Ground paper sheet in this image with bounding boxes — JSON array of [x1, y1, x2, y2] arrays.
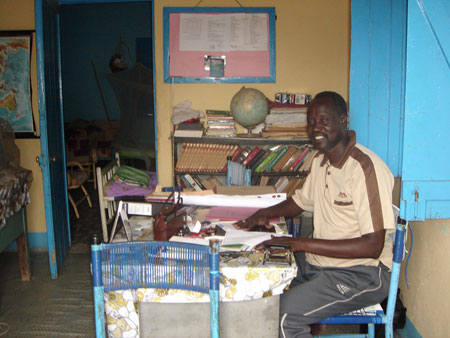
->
[[205, 206, 281, 223], [179, 13, 268, 52], [176, 193, 286, 208], [221, 229, 290, 251]]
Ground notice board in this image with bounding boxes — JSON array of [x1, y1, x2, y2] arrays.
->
[[163, 7, 276, 83]]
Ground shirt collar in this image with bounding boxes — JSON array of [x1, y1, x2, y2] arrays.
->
[[320, 130, 357, 169]]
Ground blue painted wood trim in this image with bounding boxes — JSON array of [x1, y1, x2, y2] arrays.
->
[[35, 0, 58, 279], [56, 13, 72, 248], [150, 1, 158, 185], [349, 0, 407, 177], [401, 181, 450, 221], [163, 7, 276, 83]]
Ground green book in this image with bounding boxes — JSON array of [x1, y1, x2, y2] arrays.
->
[[265, 146, 289, 172], [206, 109, 230, 116], [255, 151, 276, 173]]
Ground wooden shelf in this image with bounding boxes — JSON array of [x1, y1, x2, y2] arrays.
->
[[173, 136, 309, 146]]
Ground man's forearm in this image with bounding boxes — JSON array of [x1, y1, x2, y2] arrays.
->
[[254, 197, 304, 219], [292, 230, 386, 259]]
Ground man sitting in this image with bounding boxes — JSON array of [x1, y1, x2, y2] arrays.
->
[[235, 91, 395, 338]]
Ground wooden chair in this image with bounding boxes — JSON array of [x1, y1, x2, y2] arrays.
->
[[67, 161, 92, 219]]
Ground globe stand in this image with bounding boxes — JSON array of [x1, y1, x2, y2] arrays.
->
[[237, 125, 261, 138]]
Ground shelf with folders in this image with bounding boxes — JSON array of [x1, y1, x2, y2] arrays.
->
[[172, 136, 315, 195]]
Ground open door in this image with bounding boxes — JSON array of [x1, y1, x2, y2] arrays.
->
[[401, 0, 450, 220], [35, 0, 71, 279]]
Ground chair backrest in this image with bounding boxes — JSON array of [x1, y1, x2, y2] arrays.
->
[[384, 217, 408, 323], [227, 157, 251, 186], [91, 239, 220, 338]]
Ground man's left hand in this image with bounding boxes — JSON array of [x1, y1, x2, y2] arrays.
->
[[255, 236, 302, 253]]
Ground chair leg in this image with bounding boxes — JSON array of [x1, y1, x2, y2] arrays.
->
[[385, 321, 394, 338], [68, 193, 80, 219], [81, 184, 93, 207], [368, 323, 375, 338]]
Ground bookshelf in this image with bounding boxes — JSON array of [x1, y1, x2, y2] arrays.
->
[[172, 136, 314, 195]]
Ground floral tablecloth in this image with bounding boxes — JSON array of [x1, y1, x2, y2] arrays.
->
[[105, 214, 296, 338], [0, 167, 32, 229], [104, 251, 297, 338]]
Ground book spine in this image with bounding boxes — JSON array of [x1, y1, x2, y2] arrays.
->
[[248, 149, 266, 170], [299, 149, 318, 172], [289, 147, 310, 171], [242, 146, 261, 166], [265, 146, 289, 172], [236, 148, 250, 164], [255, 151, 276, 173], [293, 150, 309, 172], [180, 175, 193, 189], [272, 146, 297, 172], [184, 174, 203, 191]]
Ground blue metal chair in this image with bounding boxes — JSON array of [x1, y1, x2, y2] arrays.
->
[[91, 237, 220, 338], [314, 217, 408, 338], [226, 156, 251, 186]]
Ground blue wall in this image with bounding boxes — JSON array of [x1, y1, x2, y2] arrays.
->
[[59, 2, 152, 122]]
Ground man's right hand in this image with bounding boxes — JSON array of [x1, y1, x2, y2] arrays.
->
[[234, 214, 272, 231]]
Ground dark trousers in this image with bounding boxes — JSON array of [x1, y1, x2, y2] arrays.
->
[[279, 253, 391, 338]]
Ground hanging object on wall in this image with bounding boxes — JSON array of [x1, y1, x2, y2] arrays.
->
[[109, 37, 130, 73]]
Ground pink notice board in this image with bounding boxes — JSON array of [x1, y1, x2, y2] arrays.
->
[[163, 7, 276, 83]]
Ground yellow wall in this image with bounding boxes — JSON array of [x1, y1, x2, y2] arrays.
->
[[0, 0, 45, 233], [4, 2, 449, 336], [154, 0, 350, 186], [399, 219, 450, 337]]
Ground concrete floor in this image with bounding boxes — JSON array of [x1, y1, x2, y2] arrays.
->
[[0, 251, 94, 338]]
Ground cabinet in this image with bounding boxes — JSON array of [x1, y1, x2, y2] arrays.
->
[[172, 136, 313, 195]]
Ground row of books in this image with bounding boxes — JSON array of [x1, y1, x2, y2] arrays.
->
[[177, 173, 306, 197], [205, 110, 237, 137], [175, 142, 318, 173]]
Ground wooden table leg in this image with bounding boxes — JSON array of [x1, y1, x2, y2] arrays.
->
[[17, 232, 30, 281]]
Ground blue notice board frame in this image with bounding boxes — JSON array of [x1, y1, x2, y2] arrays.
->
[[163, 7, 276, 83]]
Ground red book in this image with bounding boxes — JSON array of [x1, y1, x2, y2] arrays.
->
[[242, 146, 261, 166], [231, 146, 244, 162], [289, 147, 310, 171]]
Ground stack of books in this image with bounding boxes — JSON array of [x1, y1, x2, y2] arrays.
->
[[173, 122, 204, 138], [262, 101, 309, 139], [204, 110, 237, 137]]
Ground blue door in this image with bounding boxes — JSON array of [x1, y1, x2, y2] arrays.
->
[[401, 0, 450, 220], [35, 0, 71, 279]]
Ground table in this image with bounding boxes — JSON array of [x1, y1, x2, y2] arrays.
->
[[105, 210, 297, 338]]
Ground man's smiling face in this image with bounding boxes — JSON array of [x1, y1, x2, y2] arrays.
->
[[307, 96, 347, 153]]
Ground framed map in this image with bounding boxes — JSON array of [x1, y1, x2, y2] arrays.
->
[[0, 31, 35, 134]]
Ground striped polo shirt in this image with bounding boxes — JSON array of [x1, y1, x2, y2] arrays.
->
[[293, 131, 395, 269]]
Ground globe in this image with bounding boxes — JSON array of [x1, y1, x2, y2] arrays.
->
[[230, 87, 269, 132]]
